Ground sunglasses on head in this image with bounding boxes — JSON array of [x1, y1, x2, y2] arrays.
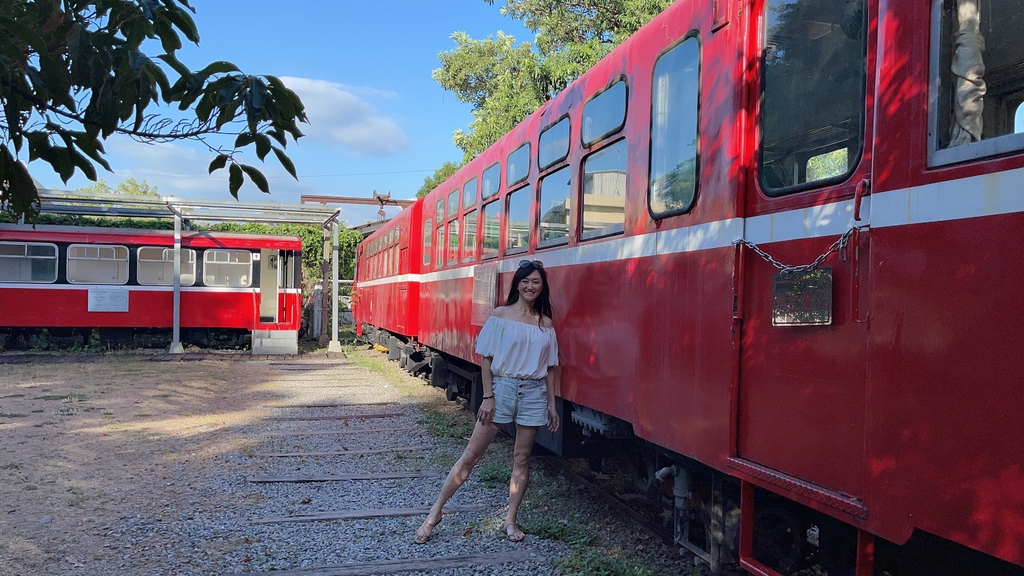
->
[[518, 259, 543, 269]]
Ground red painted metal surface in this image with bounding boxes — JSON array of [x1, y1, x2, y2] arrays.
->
[[353, 0, 1024, 568]]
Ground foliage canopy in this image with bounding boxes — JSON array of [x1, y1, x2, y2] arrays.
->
[[0, 0, 307, 223], [433, 0, 671, 161]]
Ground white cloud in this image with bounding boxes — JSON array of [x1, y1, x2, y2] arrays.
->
[[280, 76, 407, 157]]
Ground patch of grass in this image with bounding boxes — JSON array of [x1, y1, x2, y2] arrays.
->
[[556, 546, 657, 576], [477, 461, 512, 488], [0, 412, 27, 418], [33, 394, 88, 403], [57, 407, 77, 416], [24, 485, 38, 491], [1, 393, 25, 398], [154, 393, 179, 398], [417, 405, 474, 439], [428, 451, 458, 468], [0, 463, 21, 470], [104, 422, 132, 430], [31, 409, 43, 413], [519, 513, 592, 545]]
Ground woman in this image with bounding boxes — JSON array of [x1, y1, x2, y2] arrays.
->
[[415, 260, 560, 544]]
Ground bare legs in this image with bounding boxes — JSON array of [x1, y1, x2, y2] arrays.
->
[[415, 421, 541, 543], [503, 424, 539, 541], [415, 419, 499, 543]]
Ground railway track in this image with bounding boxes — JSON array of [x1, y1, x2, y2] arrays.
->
[[233, 349, 697, 575]]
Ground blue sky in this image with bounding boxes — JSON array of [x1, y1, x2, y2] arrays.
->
[[35, 1, 532, 226]]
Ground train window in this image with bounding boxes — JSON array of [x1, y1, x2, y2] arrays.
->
[[447, 220, 460, 265], [463, 177, 478, 211], [582, 139, 628, 239], [202, 249, 252, 287], [929, 0, 1024, 165], [539, 117, 571, 170], [424, 218, 432, 266], [482, 163, 501, 200], [759, 0, 866, 194], [0, 242, 58, 283], [137, 247, 196, 286], [506, 185, 532, 254], [435, 198, 445, 223], [436, 224, 445, 268], [507, 143, 531, 186], [481, 199, 501, 258], [447, 190, 460, 218], [583, 80, 627, 146], [650, 37, 700, 216], [538, 167, 571, 247], [463, 210, 478, 263], [67, 244, 129, 285], [391, 245, 398, 275]]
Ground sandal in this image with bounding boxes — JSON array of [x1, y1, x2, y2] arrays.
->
[[414, 516, 442, 544], [503, 522, 525, 543]]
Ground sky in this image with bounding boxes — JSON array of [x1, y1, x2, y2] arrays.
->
[[34, 1, 533, 226]]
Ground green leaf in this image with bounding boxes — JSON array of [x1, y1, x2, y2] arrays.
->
[[197, 61, 240, 76], [239, 164, 270, 193], [272, 146, 297, 179], [254, 134, 271, 161], [234, 132, 256, 148], [208, 154, 228, 174], [228, 163, 243, 199]]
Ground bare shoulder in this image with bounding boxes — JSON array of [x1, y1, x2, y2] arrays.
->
[[540, 315, 554, 328], [491, 306, 511, 320]]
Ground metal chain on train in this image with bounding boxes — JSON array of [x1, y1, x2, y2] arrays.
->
[[732, 226, 858, 274]]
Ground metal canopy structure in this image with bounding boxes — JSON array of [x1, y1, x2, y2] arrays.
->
[[25, 188, 349, 354]]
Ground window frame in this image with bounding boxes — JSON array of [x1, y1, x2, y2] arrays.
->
[[66, 243, 129, 285], [505, 184, 533, 256], [927, 0, 1024, 166], [462, 209, 478, 263], [202, 249, 253, 288], [537, 165, 573, 249], [0, 241, 58, 283], [581, 137, 628, 241], [463, 177, 479, 211], [447, 218, 460, 266], [539, 115, 572, 170], [507, 143, 532, 187], [480, 199, 501, 259], [423, 218, 433, 266], [136, 246, 197, 286], [482, 162, 501, 200], [582, 77, 629, 147], [648, 33, 703, 219]]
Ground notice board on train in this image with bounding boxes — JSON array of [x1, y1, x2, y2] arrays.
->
[[471, 263, 498, 326], [87, 287, 129, 312]]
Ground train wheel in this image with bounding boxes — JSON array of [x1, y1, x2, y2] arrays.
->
[[753, 506, 807, 574]]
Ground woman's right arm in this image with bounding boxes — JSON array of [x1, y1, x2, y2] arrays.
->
[[477, 356, 496, 424]]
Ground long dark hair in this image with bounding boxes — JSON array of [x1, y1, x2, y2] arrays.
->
[[505, 262, 553, 327]]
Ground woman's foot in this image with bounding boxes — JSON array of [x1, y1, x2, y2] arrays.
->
[[503, 522, 525, 542], [414, 516, 442, 544]]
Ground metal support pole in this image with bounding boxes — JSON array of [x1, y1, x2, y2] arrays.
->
[[169, 212, 184, 354], [328, 220, 342, 352]]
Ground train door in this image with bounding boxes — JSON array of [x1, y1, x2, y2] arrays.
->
[[259, 248, 280, 323], [735, 0, 875, 502]]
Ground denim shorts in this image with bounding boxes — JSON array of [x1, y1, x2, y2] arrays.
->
[[491, 376, 548, 427]]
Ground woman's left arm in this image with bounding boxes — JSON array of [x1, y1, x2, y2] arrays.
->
[[546, 366, 560, 432]]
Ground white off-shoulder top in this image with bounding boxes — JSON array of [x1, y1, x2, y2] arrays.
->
[[474, 316, 559, 380]]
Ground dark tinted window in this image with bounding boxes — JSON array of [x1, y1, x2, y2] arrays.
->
[[760, 0, 866, 193], [507, 143, 531, 186], [539, 118, 570, 169], [583, 81, 627, 146], [538, 167, 571, 245], [482, 163, 501, 199], [650, 38, 700, 216], [582, 139, 627, 238]]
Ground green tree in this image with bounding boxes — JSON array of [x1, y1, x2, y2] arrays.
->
[[76, 177, 159, 196], [416, 160, 462, 198], [433, 0, 671, 161], [0, 0, 307, 223]]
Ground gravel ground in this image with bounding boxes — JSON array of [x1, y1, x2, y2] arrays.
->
[[0, 348, 701, 575]]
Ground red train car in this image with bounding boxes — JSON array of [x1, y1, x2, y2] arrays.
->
[[355, 0, 1024, 574], [0, 224, 302, 354]]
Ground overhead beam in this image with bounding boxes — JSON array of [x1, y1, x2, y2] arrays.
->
[[301, 194, 414, 208]]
